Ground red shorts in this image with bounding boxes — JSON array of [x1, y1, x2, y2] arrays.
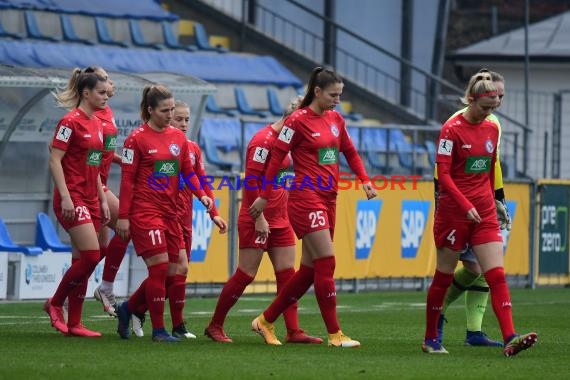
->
[[130, 215, 183, 262], [433, 206, 502, 251], [238, 222, 295, 250], [54, 197, 101, 233], [287, 197, 336, 240]]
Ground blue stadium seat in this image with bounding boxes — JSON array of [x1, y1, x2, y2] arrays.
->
[[267, 88, 285, 116], [0, 18, 22, 39], [234, 87, 270, 118], [340, 126, 362, 169], [395, 140, 428, 175], [335, 103, 363, 122], [161, 21, 196, 51], [242, 122, 267, 155], [129, 19, 164, 50], [199, 118, 242, 170], [60, 14, 95, 45], [0, 217, 42, 255], [205, 96, 239, 117], [35, 213, 71, 252], [361, 128, 389, 172], [425, 140, 436, 167], [95, 17, 128, 47], [193, 22, 228, 53], [24, 10, 60, 42]]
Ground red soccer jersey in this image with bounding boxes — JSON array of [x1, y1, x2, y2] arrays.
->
[[260, 107, 368, 201], [94, 105, 118, 186], [435, 113, 499, 215], [51, 108, 104, 202], [119, 124, 204, 220], [177, 140, 219, 228], [239, 124, 291, 228]]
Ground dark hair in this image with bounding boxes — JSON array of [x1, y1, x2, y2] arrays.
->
[[300, 67, 343, 108], [53, 66, 105, 109], [477, 68, 504, 83], [140, 85, 173, 122]]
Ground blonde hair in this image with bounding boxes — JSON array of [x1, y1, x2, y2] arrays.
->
[[460, 72, 497, 105], [283, 95, 303, 118], [53, 66, 103, 109], [140, 85, 173, 122], [174, 100, 190, 111]]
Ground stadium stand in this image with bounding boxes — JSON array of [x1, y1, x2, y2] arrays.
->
[[23, 10, 60, 42], [35, 213, 71, 252], [192, 21, 228, 53], [0, 217, 42, 255], [199, 117, 242, 171], [95, 17, 128, 47], [128, 19, 164, 50], [60, 14, 95, 45], [234, 86, 270, 118], [0, 17, 22, 39], [161, 21, 196, 51]]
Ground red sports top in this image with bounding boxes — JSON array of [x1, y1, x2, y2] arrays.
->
[[239, 124, 291, 228], [51, 107, 104, 202], [119, 124, 205, 220], [260, 107, 368, 202], [94, 105, 118, 186], [435, 113, 499, 216], [177, 140, 219, 228]]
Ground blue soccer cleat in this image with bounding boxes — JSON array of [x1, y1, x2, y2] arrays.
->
[[465, 330, 503, 347], [152, 328, 180, 343], [116, 302, 131, 339], [422, 338, 449, 354]]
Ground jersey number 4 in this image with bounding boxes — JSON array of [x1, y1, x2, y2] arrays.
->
[[446, 229, 456, 245]]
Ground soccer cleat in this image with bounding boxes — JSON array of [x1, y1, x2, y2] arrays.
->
[[94, 286, 117, 317], [286, 329, 324, 344], [465, 330, 503, 347], [251, 314, 282, 345], [328, 330, 360, 348], [67, 324, 102, 337], [116, 302, 131, 339], [204, 323, 233, 343], [43, 298, 68, 334], [503, 332, 538, 357], [152, 328, 180, 343], [422, 338, 449, 354], [131, 312, 145, 337], [437, 314, 447, 343], [172, 323, 197, 339]]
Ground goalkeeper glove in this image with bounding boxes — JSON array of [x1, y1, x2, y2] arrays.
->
[[495, 199, 512, 231]]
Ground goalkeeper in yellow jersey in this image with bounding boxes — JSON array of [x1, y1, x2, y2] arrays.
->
[[434, 69, 511, 347]]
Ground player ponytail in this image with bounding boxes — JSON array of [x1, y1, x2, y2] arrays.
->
[[53, 66, 103, 109], [140, 85, 173, 122], [300, 67, 343, 108], [461, 71, 497, 105]]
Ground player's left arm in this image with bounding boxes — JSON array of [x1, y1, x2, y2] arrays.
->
[[491, 117, 511, 230]]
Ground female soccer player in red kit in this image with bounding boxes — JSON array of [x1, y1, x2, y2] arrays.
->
[[115, 85, 212, 342], [205, 97, 322, 344], [249, 67, 376, 347], [423, 72, 537, 356], [44, 69, 110, 337]]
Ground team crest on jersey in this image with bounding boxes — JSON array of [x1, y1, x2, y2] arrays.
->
[[189, 152, 196, 166], [169, 143, 181, 156], [485, 139, 494, 153], [330, 124, 339, 137]]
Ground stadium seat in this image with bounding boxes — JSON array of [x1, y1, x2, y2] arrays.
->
[[267, 88, 285, 116], [0, 18, 23, 39], [340, 126, 362, 170], [129, 19, 164, 50], [24, 10, 60, 42], [425, 140, 437, 167], [234, 87, 270, 118], [0, 217, 42, 255], [335, 103, 363, 122], [95, 17, 128, 47], [361, 128, 389, 172], [242, 122, 267, 155], [35, 213, 71, 252], [193, 22, 228, 53], [199, 118, 242, 171], [60, 14, 95, 45], [395, 141, 428, 175], [161, 21, 196, 51], [205, 96, 239, 117]]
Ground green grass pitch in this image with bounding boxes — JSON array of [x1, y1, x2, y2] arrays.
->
[[0, 288, 567, 379]]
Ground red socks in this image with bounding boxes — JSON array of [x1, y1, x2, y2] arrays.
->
[[102, 234, 129, 283], [484, 267, 515, 341], [425, 270, 454, 340], [144, 262, 168, 330], [313, 256, 340, 334], [168, 274, 188, 328], [211, 268, 253, 326], [275, 268, 299, 333], [52, 250, 100, 306], [263, 264, 314, 323]]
